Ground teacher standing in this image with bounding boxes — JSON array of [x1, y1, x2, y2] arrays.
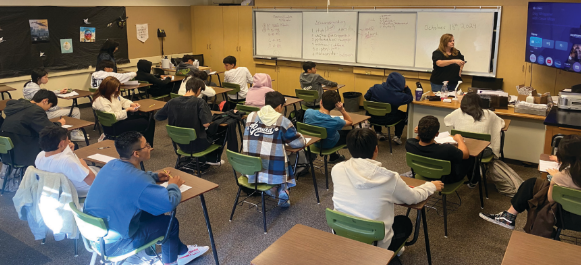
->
[[430, 33, 465, 92], [96, 39, 120, 73]]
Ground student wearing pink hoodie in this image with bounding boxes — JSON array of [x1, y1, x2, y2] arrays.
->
[[245, 73, 274, 108]]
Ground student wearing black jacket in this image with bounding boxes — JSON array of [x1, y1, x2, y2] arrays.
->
[[96, 39, 120, 73], [135, 60, 173, 97]]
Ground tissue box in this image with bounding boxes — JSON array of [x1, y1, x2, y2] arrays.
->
[[514, 102, 548, 116]]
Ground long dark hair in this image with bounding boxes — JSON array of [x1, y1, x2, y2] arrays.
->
[[557, 135, 581, 188], [460, 92, 484, 122], [25, 68, 48, 86], [100, 39, 119, 55]]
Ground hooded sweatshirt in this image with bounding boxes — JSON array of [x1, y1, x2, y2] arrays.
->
[[332, 158, 436, 248], [177, 76, 216, 98], [364, 72, 413, 108], [246, 73, 274, 108], [23, 81, 59, 112], [135, 60, 172, 88], [299, 72, 338, 106], [91, 71, 136, 89]]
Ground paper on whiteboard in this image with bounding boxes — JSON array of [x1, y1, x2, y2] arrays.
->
[[160, 182, 192, 193], [87, 153, 116, 163], [539, 160, 559, 173]]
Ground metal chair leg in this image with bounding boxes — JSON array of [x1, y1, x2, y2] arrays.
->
[[229, 187, 242, 221], [74, 238, 78, 257], [196, 157, 201, 178], [405, 208, 412, 217], [387, 126, 393, 154], [306, 148, 320, 204], [174, 156, 180, 169], [261, 192, 267, 234], [1, 165, 12, 195], [443, 194, 448, 238], [421, 208, 432, 265], [482, 163, 489, 199], [324, 155, 329, 190]]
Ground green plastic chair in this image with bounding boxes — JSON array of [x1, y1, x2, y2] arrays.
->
[[406, 152, 462, 238], [295, 89, 319, 110], [552, 185, 581, 240], [94, 110, 120, 140], [170, 93, 181, 99], [451, 129, 493, 202], [297, 122, 346, 190], [165, 125, 221, 178], [0, 137, 26, 195], [87, 88, 102, 134], [69, 202, 171, 265], [236, 104, 260, 113], [223, 82, 245, 106], [226, 150, 276, 233], [363, 101, 405, 154]]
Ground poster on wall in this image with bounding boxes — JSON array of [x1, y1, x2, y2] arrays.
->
[[29, 19, 49, 43], [136, 23, 148, 43], [60, 39, 73, 53], [80, 27, 95, 42]]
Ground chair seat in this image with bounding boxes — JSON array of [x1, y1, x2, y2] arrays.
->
[[301, 104, 319, 111], [309, 144, 347, 156], [369, 119, 403, 128], [176, 144, 221, 157], [104, 236, 164, 262], [416, 175, 466, 195], [237, 176, 276, 191], [480, 155, 494, 164]]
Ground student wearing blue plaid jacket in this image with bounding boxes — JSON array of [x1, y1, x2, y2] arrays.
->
[[242, 91, 306, 207]]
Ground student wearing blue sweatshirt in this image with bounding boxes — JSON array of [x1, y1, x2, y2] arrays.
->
[[364, 72, 413, 144], [84, 132, 208, 265]]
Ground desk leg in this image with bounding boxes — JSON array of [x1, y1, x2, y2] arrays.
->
[[500, 131, 505, 161], [216, 74, 222, 87], [306, 146, 320, 204], [421, 208, 432, 265], [200, 194, 219, 265], [1, 92, 4, 100], [474, 153, 484, 209], [80, 128, 90, 146], [69, 99, 77, 117], [405, 209, 422, 246]]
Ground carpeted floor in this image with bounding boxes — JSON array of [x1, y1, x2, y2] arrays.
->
[[0, 104, 549, 265]]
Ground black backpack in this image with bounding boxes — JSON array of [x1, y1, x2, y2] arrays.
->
[[288, 109, 305, 127]]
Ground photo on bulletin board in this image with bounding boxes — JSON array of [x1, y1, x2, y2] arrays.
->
[[60, 39, 73, 54], [80, 27, 95, 42], [29, 19, 49, 43]]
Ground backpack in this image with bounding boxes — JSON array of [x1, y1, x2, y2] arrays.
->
[[486, 159, 524, 197], [288, 109, 305, 127]]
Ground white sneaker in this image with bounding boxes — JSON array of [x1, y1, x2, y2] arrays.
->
[[392, 136, 403, 145], [376, 133, 386, 141], [71, 130, 88, 142], [177, 245, 209, 265], [205, 159, 224, 166]]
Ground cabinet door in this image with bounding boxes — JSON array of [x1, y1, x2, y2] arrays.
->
[[530, 64, 557, 95], [255, 64, 278, 91], [327, 69, 354, 101], [238, 6, 255, 75], [193, 6, 209, 56], [277, 65, 303, 97], [207, 6, 225, 75], [222, 6, 240, 60], [555, 69, 581, 93]]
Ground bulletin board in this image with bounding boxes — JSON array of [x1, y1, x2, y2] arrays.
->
[[0, 6, 129, 79]]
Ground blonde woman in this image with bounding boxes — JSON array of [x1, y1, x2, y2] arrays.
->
[[430, 33, 465, 92]]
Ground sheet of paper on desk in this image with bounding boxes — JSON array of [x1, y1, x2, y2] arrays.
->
[[87, 153, 116, 163], [159, 182, 192, 193], [434, 131, 457, 144], [305, 137, 312, 144], [55, 91, 79, 98], [331, 115, 345, 120], [62, 125, 72, 128], [539, 160, 559, 173], [209, 71, 217, 75]]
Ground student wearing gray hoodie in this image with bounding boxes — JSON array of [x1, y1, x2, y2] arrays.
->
[[332, 128, 443, 251], [299, 61, 338, 107]]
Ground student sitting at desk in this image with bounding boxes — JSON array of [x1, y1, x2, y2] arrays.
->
[[155, 78, 226, 167], [223, 55, 252, 109], [35, 126, 99, 197], [84, 132, 209, 265], [304, 90, 353, 163], [92, 76, 155, 146], [480, 135, 581, 232], [444, 92, 505, 160], [176, 54, 198, 73], [0, 89, 65, 167], [332, 128, 443, 251], [364, 72, 413, 145], [405, 115, 476, 185], [243, 91, 306, 207], [23, 68, 86, 142], [300, 61, 338, 107], [91, 60, 136, 89], [135, 59, 173, 98], [96, 39, 119, 73], [177, 70, 216, 99], [245, 73, 274, 108]]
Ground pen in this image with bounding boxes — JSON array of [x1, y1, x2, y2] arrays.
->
[[149, 104, 155, 108], [163, 169, 173, 179], [98, 146, 110, 150]]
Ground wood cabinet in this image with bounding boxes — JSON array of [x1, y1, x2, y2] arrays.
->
[[354, 74, 385, 105], [276, 61, 303, 97], [222, 6, 255, 75], [193, 6, 224, 79]]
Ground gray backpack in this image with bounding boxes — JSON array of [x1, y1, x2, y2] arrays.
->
[[486, 159, 524, 197]]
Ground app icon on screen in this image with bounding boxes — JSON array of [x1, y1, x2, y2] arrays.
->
[[543, 40, 554, 49], [573, 62, 581, 72], [530, 37, 542, 48], [530, 54, 537, 63], [546, 57, 553, 66], [538, 55, 545, 65], [556, 41, 569, 51], [555, 60, 562, 68]]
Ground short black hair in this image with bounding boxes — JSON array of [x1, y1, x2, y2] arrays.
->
[[39, 126, 68, 152], [303, 61, 316, 72], [265, 91, 285, 109], [347, 128, 378, 159], [418, 116, 440, 143], [115, 131, 143, 159], [186, 77, 206, 93], [31, 68, 48, 84], [100, 39, 119, 54], [321, 90, 341, 111], [31, 89, 58, 107], [223, 56, 236, 65], [97, 60, 116, 71], [182, 54, 196, 63]]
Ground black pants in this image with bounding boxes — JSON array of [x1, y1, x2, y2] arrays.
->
[[226, 97, 245, 111], [148, 84, 173, 98], [178, 126, 227, 163], [387, 215, 413, 251], [329, 130, 349, 161], [369, 110, 408, 138], [107, 114, 156, 146]]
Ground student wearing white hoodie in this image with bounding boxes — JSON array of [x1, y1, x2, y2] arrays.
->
[[91, 60, 136, 89], [332, 128, 443, 251]]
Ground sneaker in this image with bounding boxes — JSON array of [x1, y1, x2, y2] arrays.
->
[[397, 246, 405, 257], [377, 133, 387, 141], [278, 190, 290, 208], [329, 154, 345, 164], [392, 136, 403, 145], [479, 211, 516, 230], [71, 130, 88, 142], [205, 159, 224, 166], [177, 245, 209, 265], [466, 181, 479, 189]]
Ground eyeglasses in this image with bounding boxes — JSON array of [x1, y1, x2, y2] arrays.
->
[[134, 142, 151, 151]]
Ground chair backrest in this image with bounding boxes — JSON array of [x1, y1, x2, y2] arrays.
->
[[325, 208, 385, 245], [95, 110, 117, 127], [152, 68, 165, 76], [297, 122, 327, 140], [226, 150, 262, 176], [295, 89, 319, 104], [236, 104, 260, 113], [175, 68, 190, 76], [191, 54, 204, 66], [363, 101, 391, 117], [68, 202, 108, 242], [451, 129, 491, 142], [165, 125, 197, 145], [170, 93, 181, 99], [0, 136, 14, 154], [552, 185, 581, 216], [406, 152, 451, 180], [88, 87, 98, 93], [223, 82, 241, 95]]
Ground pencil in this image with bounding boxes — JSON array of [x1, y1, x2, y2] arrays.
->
[[149, 104, 155, 108], [164, 169, 173, 179]]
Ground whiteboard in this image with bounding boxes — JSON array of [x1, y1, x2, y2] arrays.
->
[[357, 13, 417, 67], [414, 12, 495, 73], [255, 12, 303, 58], [302, 12, 358, 63]]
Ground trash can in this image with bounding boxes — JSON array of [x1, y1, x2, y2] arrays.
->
[[342, 92, 362, 112]]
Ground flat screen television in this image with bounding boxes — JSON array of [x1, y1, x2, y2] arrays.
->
[[526, 2, 581, 73]]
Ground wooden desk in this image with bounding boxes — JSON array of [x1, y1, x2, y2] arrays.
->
[[502, 231, 581, 265], [330, 110, 371, 129], [212, 87, 233, 105], [156, 167, 220, 265], [464, 138, 490, 157], [0, 85, 16, 100], [503, 119, 511, 131], [251, 224, 394, 265], [0, 99, 10, 112], [50, 116, 94, 146], [412, 100, 545, 121], [135, 99, 166, 113], [58, 89, 94, 117], [74, 140, 118, 165], [322, 84, 346, 92], [155, 66, 211, 72], [120, 83, 150, 100], [284, 97, 303, 107]]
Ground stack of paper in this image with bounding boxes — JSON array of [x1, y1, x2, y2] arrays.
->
[[56, 91, 79, 98], [434, 131, 457, 144], [539, 160, 559, 173], [62, 125, 73, 128], [160, 182, 192, 193], [87, 153, 116, 163]]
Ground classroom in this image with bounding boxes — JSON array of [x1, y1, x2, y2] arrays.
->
[[1, 0, 581, 264]]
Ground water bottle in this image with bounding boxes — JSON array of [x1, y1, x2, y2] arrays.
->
[[441, 81, 449, 100], [415, 81, 423, 101], [193, 59, 199, 69]]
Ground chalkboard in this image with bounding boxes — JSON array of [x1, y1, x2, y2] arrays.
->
[[255, 12, 302, 58], [302, 12, 358, 63]]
